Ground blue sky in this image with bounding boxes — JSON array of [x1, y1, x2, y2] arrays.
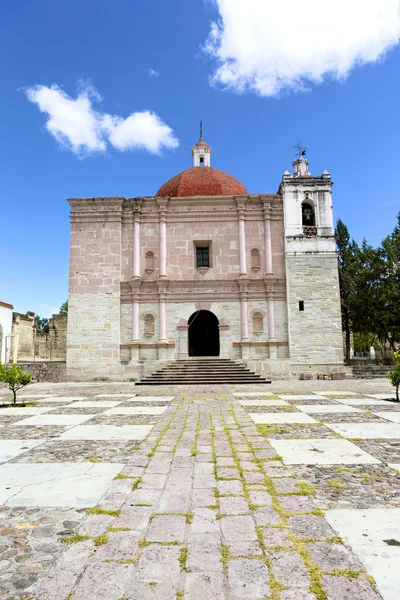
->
[[1, 0, 400, 316]]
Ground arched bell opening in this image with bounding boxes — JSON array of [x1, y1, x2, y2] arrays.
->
[[188, 310, 220, 357]]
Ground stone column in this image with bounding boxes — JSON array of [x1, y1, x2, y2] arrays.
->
[[264, 279, 277, 359], [157, 280, 169, 360], [130, 279, 142, 361], [156, 199, 169, 279], [237, 279, 249, 360], [236, 198, 248, 277], [132, 202, 142, 279], [263, 201, 273, 275]]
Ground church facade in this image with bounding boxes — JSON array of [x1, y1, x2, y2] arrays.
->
[[67, 137, 344, 380]]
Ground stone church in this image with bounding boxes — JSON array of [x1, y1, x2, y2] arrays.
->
[[67, 135, 344, 380]]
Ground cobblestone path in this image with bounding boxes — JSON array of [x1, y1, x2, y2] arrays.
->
[[0, 381, 398, 599]]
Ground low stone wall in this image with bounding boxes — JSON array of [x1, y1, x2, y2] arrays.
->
[[18, 362, 67, 383]]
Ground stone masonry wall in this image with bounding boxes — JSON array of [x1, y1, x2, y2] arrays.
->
[[286, 254, 343, 367], [67, 198, 123, 379]]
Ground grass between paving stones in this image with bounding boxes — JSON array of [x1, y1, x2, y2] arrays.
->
[[107, 526, 131, 532], [190, 412, 201, 456], [86, 507, 121, 517], [176, 591, 184, 600], [114, 472, 136, 480], [87, 457, 101, 463], [60, 533, 91, 545], [0, 401, 38, 408], [150, 511, 194, 524], [179, 547, 188, 570], [93, 533, 109, 547], [131, 478, 142, 490], [227, 403, 375, 600], [327, 480, 347, 489], [138, 539, 180, 548], [147, 409, 179, 457], [172, 409, 189, 453]]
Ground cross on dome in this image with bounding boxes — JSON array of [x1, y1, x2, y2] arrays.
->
[[192, 121, 212, 167]]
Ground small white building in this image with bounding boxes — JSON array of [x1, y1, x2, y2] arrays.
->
[[0, 301, 13, 363]]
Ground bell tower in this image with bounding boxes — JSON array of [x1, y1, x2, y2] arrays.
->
[[280, 145, 344, 374], [192, 121, 212, 167]]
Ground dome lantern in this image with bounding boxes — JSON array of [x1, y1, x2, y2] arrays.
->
[[192, 120, 212, 167]]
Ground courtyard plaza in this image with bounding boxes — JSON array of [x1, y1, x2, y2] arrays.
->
[[0, 379, 399, 600]]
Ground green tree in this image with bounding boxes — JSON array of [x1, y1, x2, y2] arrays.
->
[[35, 315, 49, 335], [59, 300, 68, 316], [380, 213, 400, 350], [388, 351, 400, 402], [0, 363, 32, 405], [335, 219, 357, 363]]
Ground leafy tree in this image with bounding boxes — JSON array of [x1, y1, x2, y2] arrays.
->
[[35, 315, 49, 335], [0, 363, 32, 405], [59, 300, 68, 316], [335, 219, 357, 363], [380, 213, 400, 349], [388, 351, 400, 402]]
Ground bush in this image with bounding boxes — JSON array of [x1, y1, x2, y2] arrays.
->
[[0, 363, 32, 405], [387, 351, 400, 402]]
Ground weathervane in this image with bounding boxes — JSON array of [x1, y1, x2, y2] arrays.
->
[[200, 120, 203, 141], [294, 141, 306, 158]]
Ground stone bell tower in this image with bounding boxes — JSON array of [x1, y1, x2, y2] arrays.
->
[[280, 148, 344, 374]]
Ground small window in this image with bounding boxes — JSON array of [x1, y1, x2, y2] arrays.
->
[[200, 156, 205, 166], [299, 301, 304, 312], [196, 247, 210, 268]]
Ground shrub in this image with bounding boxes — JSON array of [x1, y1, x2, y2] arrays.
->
[[0, 363, 32, 405], [387, 351, 400, 402]]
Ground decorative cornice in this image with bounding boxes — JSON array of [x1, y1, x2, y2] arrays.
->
[[121, 278, 286, 304]]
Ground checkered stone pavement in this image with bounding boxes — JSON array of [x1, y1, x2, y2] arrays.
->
[[0, 380, 398, 600]]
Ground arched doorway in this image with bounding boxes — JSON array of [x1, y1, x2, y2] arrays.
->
[[188, 310, 220, 357]]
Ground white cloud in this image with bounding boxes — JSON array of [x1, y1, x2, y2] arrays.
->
[[147, 68, 160, 77], [203, 0, 400, 96], [26, 82, 178, 156], [103, 111, 178, 154]]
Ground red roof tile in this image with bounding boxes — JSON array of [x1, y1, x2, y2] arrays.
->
[[156, 167, 248, 198]]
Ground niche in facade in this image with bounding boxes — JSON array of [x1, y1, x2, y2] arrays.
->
[[252, 311, 264, 336], [145, 251, 155, 274], [144, 314, 155, 337], [251, 248, 261, 272]]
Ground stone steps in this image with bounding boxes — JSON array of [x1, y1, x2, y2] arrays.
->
[[136, 358, 271, 385], [351, 365, 392, 379]]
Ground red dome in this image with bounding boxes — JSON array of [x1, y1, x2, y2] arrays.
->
[[156, 167, 248, 198]]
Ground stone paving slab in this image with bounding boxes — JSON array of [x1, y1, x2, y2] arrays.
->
[[269, 438, 381, 465], [249, 412, 317, 424], [0, 379, 397, 600], [0, 439, 44, 463], [0, 407, 56, 416], [59, 424, 153, 440], [325, 508, 400, 600], [0, 462, 124, 507]]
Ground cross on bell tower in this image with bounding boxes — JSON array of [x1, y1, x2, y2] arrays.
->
[[292, 141, 311, 177], [192, 121, 212, 167]]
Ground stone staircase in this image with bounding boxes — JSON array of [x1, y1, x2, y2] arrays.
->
[[136, 358, 271, 386], [351, 364, 392, 379]]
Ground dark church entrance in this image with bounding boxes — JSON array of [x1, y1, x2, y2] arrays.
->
[[188, 310, 220, 357]]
